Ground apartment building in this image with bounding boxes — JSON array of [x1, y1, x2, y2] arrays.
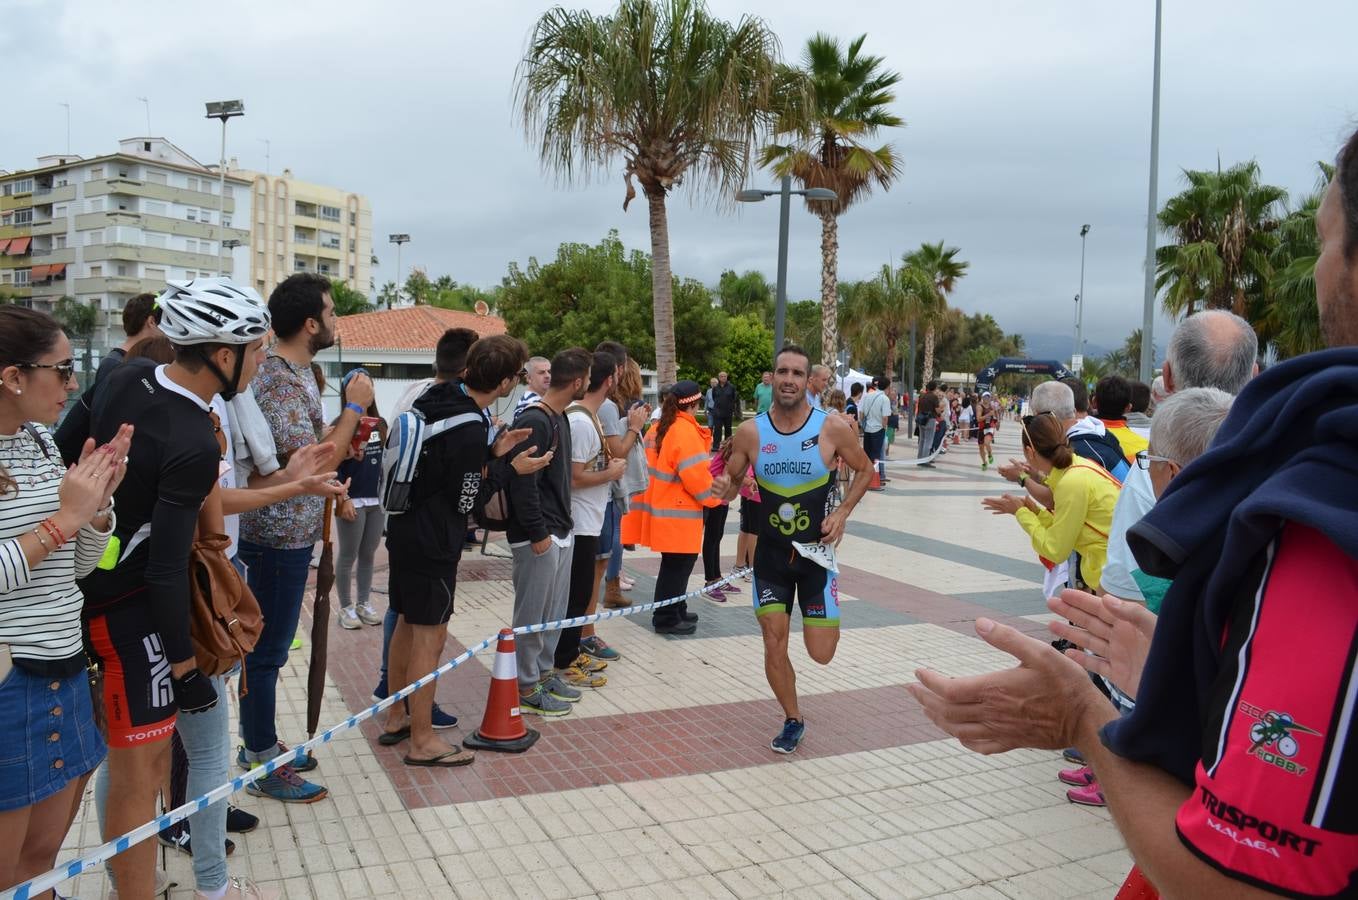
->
[[0, 137, 252, 342], [240, 168, 372, 301]]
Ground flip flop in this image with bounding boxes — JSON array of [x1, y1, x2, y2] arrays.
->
[[378, 726, 411, 746], [403, 749, 475, 768]]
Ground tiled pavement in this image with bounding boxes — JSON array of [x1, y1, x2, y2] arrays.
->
[[56, 424, 1132, 898]]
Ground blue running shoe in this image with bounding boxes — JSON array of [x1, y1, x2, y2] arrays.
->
[[245, 763, 328, 804], [371, 677, 388, 703], [431, 705, 459, 729], [237, 742, 317, 773], [771, 718, 805, 754]]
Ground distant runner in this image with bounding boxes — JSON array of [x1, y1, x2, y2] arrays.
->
[[722, 345, 873, 754]]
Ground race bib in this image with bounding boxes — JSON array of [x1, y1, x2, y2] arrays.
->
[[792, 540, 839, 573]]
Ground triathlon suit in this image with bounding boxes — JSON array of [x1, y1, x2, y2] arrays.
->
[[751, 407, 839, 627], [58, 360, 220, 747]]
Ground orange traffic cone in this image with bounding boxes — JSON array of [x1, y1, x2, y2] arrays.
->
[[462, 629, 540, 753], [868, 465, 884, 491]]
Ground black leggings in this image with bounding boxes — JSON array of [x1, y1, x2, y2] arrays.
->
[[554, 535, 600, 669], [702, 504, 730, 582], [651, 551, 698, 627]]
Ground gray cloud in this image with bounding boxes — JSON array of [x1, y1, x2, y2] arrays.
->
[[5, 0, 1354, 349]]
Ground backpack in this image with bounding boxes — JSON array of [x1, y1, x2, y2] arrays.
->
[[475, 402, 560, 532], [187, 531, 263, 683], [381, 406, 485, 514]]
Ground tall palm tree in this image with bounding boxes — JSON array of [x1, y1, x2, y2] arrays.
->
[[1154, 160, 1287, 320], [1259, 163, 1333, 358], [902, 241, 968, 385], [839, 263, 933, 382], [517, 0, 780, 383], [759, 33, 903, 367]]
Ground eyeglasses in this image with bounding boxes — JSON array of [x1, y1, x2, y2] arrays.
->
[[1135, 450, 1177, 470], [17, 360, 77, 383]]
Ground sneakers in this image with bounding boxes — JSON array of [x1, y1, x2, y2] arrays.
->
[[237, 742, 317, 773], [980, 461, 988, 471], [771, 718, 806, 754], [226, 805, 259, 833], [355, 601, 383, 625], [245, 764, 328, 804], [580, 635, 620, 662], [519, 684, 571, 717], [543, 673, 582, 703], [722, 582, 742, 594], [573, 653, 607, 673], [619, 575, 636, 590], [703, 584, 728, 603], [196, 876, 280, 900], [338, 607, 361, 630], [1062, 747, 1086, 765], [560, 665, 607, 689], [1058, 765, 1097, 786], [158, 826, 234, 857], [371, 677, 388, 703], [1066, 781, 1107, 807], [371, 678, 457, 727]]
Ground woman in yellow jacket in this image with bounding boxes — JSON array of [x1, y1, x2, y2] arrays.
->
[[621, 381, 726, 635], [983, 412, 1121, 593]]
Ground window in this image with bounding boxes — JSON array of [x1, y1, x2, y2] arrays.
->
[[201, 241, 214, 255], [224, 186, 233, 199], [222, 216, 231, 228], [185, 239, 199, 254], [199, 209, 213, 224], [349, 239, 355, 252], [320, 230, 341, 249], [13, 209, 32, 225], [14, 269, 30, 285], [201, 181, 213, 196], [143, 233, 166, 248], [349, 264, 355, 278], [116, 264, 128, 277], [89, 265, 102, 277], [146, 169, 167, 185], [186, 209, 197, 221], [3, 177, 34, 195], [0, 213, 10, 226], [54, 235, 66, 249], [145, 267, 167, 281], [186, 177, 199, 192], [0, 272, 9, 285], [349, 211, 356, 226], [294, 257, 309, 272], [85, 230, 104, 246], [89, 167, 104, 181], [144, 201, 167, 217], [143, 141, 152, 152], [54, 204, 67, 217], [117, 168, 129, 178], [319, 205, 341, 222], [276, 254, 284, 267], [256, 251, 265, 268], [88, 198, 104, 212]]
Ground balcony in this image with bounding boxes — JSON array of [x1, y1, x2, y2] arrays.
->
[[29, 247, 76, 264], [75, 275, 202, 296], [85, 178, 236, 214], [30, 217, 68, 237], [84, 242, 234, 270], [33, 184, 76, 204]]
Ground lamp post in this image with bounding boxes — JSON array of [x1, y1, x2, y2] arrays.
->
[[1075, 224, 1090, 372], [736, 178, 837, 360], [205, 100, 244, 278], [388, 234, 410, 309], [1139, 0, 1163, 382]]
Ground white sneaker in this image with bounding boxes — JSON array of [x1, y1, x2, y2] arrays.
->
[[355, 601, 382, 626], [619, 576, 635, 590], [337, 607, 361, 630], [196, 876, 280, 899]]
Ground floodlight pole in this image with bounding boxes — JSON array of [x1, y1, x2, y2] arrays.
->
[[1139, 0, 1163, 381]]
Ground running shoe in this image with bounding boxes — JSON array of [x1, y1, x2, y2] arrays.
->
[[289, 635, 303, 651], [355, 601, 383, 626], [1062, 747, 1086, 765], [573, 653, 607, 673], [245, 764, 328, 804], [703, 585, 728, 603], [580, 635, 621, 661], [237, 742, 317, 773], [1066, 782, 1107, 807], [770, 718, 806, 754], [196, 875, 280, 899], [981, 461, 988, 471], [227, 805, 259, 833], [431, 706, 459, 729], [1058, 765, 1096, 786], [560, 665, 607, 688], [989, 453, 995, 464], [722, 582, 742, 595], [371, 677, 388, 704], [519, 685, 571, 717], [338, 607, 361, 630], [158, 826, 235, 857], [543, 673, 583, 703]]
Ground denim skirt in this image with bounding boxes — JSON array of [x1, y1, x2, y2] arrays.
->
[[0, 663, 107, 810]]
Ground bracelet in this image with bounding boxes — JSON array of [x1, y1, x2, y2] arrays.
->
[[32, 527, 51, 552], [40, 518, 66, 548], [1017, 473, 1028, 487], [344, 402, 364, 416]]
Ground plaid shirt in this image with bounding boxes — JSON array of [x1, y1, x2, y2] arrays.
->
[[239, 354, 326, 549]]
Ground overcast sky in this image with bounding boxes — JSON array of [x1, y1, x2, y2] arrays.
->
[[5, 0, 1355, 349]]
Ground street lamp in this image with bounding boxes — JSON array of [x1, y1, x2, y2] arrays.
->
[[221, 238, 242, 278], [1139, 0, 1164, 382], [736, 178, 837, 360], [1075, 224, 1090, 371], [205, 100, 244, 277], [388, 234, 410, 308]]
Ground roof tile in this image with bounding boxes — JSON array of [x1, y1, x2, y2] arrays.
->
[[335, 305, 505, 351]]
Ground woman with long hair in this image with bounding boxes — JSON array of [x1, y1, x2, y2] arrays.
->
[[601, 358, 646, 599], [982, 412, 1121, 593], [333, 369, 388, 630], [621, 381, 726, 635], [0, 307, 130, 896]]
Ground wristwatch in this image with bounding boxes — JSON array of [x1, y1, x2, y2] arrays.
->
[[1017, 473, 1028, 487]]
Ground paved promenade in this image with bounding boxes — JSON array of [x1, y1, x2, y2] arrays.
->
[[57, 424, 1132, 899]]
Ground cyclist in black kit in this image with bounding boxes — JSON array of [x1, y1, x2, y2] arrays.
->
[[56, 277, 270, 899]]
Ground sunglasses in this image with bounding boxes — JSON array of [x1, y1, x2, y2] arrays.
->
[[1020, 410, 1059, 446], [17, 359, 77, 383], [1135, 449, 1177, 470]]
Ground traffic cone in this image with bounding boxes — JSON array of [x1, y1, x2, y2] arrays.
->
[[462, 629, 540, 753], [868, 465, 884, 491]]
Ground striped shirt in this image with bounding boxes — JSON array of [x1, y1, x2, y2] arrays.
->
[[0, 423, 114, 663]]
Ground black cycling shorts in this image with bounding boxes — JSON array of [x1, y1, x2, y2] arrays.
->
[[751, 541, 840, 627], [739, 497, 760, 535]]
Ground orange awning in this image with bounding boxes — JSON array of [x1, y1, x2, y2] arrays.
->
[[6, 236, 30, 255], [29, 265, 49, 279], [47, 263, 65, 277], [0, 239, 10, 254]]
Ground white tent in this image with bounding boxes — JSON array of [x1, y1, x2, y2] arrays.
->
[[836, 368, 874, 394]]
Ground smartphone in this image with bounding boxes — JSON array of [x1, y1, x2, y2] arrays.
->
[[352, 416, 380, 453]]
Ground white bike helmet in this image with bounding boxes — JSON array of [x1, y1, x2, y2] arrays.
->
[[157, 277, 270, 346]]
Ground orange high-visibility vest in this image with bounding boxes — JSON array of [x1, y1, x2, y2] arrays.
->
[[620, 410, 721, 554]]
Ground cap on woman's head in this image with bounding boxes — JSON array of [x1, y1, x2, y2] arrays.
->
[[670, 379, 703, 405]]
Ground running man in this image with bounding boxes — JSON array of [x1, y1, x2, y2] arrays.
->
[[721, 345, 874, 753]]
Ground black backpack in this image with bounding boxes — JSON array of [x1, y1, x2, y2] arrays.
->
[[474, 402, 559, 532]]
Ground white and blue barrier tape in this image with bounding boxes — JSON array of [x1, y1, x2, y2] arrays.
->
[[5, 568, 749, 900]]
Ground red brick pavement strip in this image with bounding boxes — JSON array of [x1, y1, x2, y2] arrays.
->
[[311, 550, 1035, 809]]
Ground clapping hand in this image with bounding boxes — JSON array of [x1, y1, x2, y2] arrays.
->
[[1047, 590, 1157, 701], [981, 494, 1027, 516]]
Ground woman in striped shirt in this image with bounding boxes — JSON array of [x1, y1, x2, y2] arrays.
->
[[0, 307, 131, 895]]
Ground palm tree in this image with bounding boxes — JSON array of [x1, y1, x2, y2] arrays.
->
[[902, 241, 968, 386], [759, 33, 903, 367], [1155, 160, 1286, 319], [1259, 163, 1333, 358], [517, 0, 780, 384], [839, 263, 935, 383]]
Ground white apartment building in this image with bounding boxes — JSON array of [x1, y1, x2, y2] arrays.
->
[[0, 137, 252, 344]]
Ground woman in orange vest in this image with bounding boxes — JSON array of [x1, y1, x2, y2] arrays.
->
[[621, 381, 726, 635]]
